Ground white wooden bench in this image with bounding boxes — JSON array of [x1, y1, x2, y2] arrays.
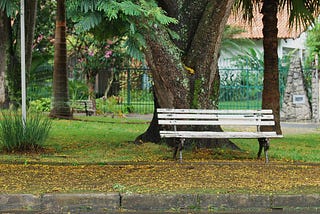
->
[[72, 100, 96, 116], [157, 108, 283, 162]]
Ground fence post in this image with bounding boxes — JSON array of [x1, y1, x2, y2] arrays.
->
[[246, 59, 250, 109], [127, 69, 131, 106]]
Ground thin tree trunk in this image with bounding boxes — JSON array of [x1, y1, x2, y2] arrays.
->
[[49, 0, 72, 119], [261, 0, 282, 134], [87, 72, 96, 114], [0, 10, 10, 108]]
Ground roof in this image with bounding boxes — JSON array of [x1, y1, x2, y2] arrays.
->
[[227, 7, 305, 39]]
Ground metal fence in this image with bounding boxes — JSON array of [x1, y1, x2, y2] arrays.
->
[[218, 59, 291, 110], [100, 68, 154, 114], [27, 59, 315, 114], [104, 63, 293, 113]]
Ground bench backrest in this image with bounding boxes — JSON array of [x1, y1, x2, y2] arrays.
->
[[157, 108, 275, 131], [73, 100, 94, 109]]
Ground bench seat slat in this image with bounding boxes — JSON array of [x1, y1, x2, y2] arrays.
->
[[157, 108, 273, 114], [158, 120, 275, 126], [158, 114, 274, 120], [160, 131, 282, 139]]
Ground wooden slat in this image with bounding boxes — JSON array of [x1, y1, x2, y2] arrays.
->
[[160, 131, 282, 139], [158, 119, 275, 126], [157, 108, 282, 140], [157, 108, 273, 114], [158, 113, 274, 120]]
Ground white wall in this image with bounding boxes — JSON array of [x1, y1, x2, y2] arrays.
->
[[219, 32, 307, 67]]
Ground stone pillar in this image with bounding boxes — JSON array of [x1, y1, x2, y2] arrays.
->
[[311, 67, 319, 122], [281, 57, 311, 121]]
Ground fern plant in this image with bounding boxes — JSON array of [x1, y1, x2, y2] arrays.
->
[[67, 0, 178, 62]]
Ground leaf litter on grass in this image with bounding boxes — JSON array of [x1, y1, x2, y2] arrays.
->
[[0, 161, 319, 195]]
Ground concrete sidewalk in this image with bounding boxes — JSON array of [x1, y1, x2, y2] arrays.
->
[[1, 193, 319, 213]]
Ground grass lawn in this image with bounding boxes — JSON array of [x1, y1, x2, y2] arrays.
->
[[0, 114, 319, 195]]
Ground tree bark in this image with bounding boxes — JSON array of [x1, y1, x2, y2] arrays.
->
[[49, 0, 72, 119], [3, 0, 37, 108], [136, 0, 239, 150], [261, 0, 282, 134], [0, 10, 10, 108], [25, 0, 38, 74]]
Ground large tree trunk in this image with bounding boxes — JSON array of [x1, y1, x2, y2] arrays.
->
[[261, 0, 282, 135], [0, 10, 10, 108], [136, 0, 239, 150], [4, 0, 37, 108], [49, 0, 72, 119]]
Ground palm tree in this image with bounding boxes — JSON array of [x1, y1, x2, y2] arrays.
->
[[49, 0, 72, 118], [234, 0, 320, 134]]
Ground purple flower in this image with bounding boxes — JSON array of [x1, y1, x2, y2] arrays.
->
[[105, 50, 112, 59], [88, 50, 95, 56]]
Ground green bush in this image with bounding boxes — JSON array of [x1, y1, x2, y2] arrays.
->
[[29, 98, 51, 112], [0, 111, 52, 152]]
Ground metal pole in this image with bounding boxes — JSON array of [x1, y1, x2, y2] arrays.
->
[[127, 69, 131, 106], [20, 0, 27, 125]]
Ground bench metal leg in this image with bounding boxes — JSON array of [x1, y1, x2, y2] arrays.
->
[[173, 138, 185, 162], [179, 139, 185, 163], [258, 138, 270, 163]]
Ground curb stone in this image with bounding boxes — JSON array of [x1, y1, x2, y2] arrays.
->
[[41, 193, 120, 213], [0, 193, 319, 213], [0, 193, 120, 213]]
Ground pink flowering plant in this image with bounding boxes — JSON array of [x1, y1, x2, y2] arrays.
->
[[70, 34, 129, 113], [75, 40, 111, 110], [77, 40, 114, 73]]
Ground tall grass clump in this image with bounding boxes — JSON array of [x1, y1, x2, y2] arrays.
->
[[0, 111, 52, 152]]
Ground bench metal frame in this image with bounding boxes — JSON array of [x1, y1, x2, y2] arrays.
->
[[157, 108, 283, 162], [72, 100, 96, 116]]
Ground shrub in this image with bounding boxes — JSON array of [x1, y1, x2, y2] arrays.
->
[[29, 98, 51, 112], [0, 111, 52, 152]]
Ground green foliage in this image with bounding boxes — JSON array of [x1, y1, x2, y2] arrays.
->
[[35, 0, 56, 41], [233, 48, 264, 69], [96, 96, 120, 114], [0, 0, 18, 17], [220, 25, 255, 56], [28, 51, 54, 100], [69, 80, 89, 101], [68, 0, 178, 62], [306, 21, 320, 64], [0, 111, 52, 152], [29, 98, 51, 112]]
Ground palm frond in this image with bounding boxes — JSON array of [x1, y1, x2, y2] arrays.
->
[[233, 0, 261, 22], [279, 0, 319, 29], [0, 0, 18, 17], [75, 11, 103, 32]]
